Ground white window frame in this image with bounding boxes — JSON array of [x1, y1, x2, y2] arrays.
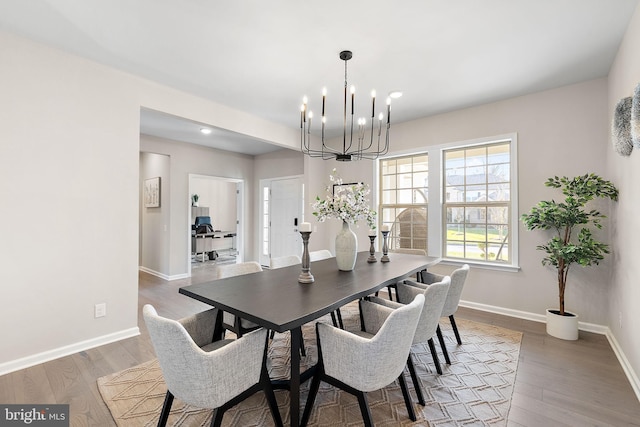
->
[[378, 133, 519, 272]]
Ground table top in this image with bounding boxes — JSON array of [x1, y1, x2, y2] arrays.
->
[[179, 251, 440, 333]]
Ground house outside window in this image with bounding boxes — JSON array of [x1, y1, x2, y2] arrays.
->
[[378, 134, 518, 269], [443, 142, 511, 263]]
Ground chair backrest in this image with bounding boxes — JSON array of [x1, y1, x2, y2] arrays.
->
[[142, 305, 267, 409], [309, 249, 332, 262], [442, 264, 469, 317], [397, 277, 451, 344], [270, 254, 301, 269], [323, 294, 424, 392], [216, 261, 263, 279], [391, 248, 427, 256]]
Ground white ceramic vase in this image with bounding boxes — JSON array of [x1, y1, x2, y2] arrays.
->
[[335, 221, 357, 271], [546, 308, 579, 340]]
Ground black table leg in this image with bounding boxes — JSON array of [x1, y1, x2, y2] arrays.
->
[[212, 309, 224, 341], [290, 326, 301, 426]]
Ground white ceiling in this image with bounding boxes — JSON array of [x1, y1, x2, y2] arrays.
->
[[1, 0, 638, 154]]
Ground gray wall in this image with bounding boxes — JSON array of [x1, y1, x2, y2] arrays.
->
[[140, 135, 256, 275], [607, 3, 640, 393]]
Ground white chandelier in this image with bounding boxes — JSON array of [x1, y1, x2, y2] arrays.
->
[[300, 50, 392, 161]]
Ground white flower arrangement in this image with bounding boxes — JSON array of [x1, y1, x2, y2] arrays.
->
[[312, 169, 377, 228]]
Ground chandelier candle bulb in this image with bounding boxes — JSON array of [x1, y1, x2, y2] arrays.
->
[[371, 90, 376, 118], [386, 97, 391, 124], [351, 85, 355, 114]]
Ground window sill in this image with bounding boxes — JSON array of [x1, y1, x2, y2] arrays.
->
[[438, 258, 520, 273]]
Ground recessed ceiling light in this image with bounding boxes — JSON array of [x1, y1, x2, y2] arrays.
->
[[389, 91, 403, 99], [200, 128, 212, 135]]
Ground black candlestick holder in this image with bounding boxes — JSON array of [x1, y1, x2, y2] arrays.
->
[[381, 230, 390, 262], [298, 231, 314, 283], [367, 235, 377, 263]]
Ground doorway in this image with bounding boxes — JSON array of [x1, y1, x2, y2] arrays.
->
[[259, 176, 304, 267], [188, 174, 244, 276]]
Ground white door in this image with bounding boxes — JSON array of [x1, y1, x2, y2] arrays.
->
[[263, 177, 303, 265]]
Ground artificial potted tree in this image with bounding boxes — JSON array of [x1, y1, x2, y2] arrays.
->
[[520, 174, 618, 340]]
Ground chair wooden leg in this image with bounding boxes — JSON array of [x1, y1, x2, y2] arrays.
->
[[450, 315, 462, 344], [336, 308, 344, 329], [330, 311, 338, 327], [355, 391, 374, 427], [428, 338, 443, 375], [210, 408, 224, 427], [157, 391, 174, 427], [436, 325, 451, 365], [300, 373, 322, 427], [260, 365, 283, 427], [406, 354, 425, 406], [398, 372, 417, 422]]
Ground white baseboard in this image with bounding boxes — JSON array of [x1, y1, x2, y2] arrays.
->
[[460, 299, 640, 402], [0, 327, 139, 376], [139, 266, 189, 281], [606, 329, 640, 402]]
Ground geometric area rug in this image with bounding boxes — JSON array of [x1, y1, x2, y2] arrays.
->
[[98, 302, 522, 426]]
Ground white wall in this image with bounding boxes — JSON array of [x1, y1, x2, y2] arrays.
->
[[190, 177, 237, 231], [0, 30, 297, 372], [0, 31, 140, 367], [606, 2, 640, 392], [140, 152, 171, 274]]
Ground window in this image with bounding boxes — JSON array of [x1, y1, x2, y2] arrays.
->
[[443, 142, 511, 263], [378, 134, 517, 268], [379, 154, 429, 251]]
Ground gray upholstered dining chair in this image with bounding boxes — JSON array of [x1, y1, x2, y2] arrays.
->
[[383, 248, 429, 300], [309, 249, 332, 262], [406, 264, 470, 361], [369, 276, 451, 405], [142, 305, 283, 427], [215, 261, 264, 337], [269, 254, 301, 269], [300, 293, 425, 426], [308, 249, 344, 328]]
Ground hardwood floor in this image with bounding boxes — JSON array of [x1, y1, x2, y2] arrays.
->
[[1, 262, 639, 426]]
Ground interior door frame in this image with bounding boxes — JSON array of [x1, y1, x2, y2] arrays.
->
[[259, 175, 304, 267], [187, 173, 244, 276]]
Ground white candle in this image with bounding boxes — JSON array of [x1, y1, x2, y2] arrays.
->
[[381, 224, 390, 232], [299, 222, 312, 232], [369, 228, 377, 236]]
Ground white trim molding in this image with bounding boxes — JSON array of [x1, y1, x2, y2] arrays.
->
[[139, 266, 189, 281], [460, 300, 640, 402], [0, 327, 140, 376], [606, 330, 640, 402]]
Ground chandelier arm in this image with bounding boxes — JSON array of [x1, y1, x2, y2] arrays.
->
[[300, 49, 394, 161]]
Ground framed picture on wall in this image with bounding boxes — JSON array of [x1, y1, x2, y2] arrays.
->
[[144, 177, 161, 208], [333, 182, 360, 195]]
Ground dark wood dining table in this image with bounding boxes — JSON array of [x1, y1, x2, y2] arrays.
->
[[179, 251, 441, 426]]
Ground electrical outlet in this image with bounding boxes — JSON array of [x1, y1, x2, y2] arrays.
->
[[95, 303, 107, 318]]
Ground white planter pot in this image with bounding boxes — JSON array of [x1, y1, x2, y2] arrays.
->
[[335, 221, 357, 271], [546, 309, 579, 340]]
